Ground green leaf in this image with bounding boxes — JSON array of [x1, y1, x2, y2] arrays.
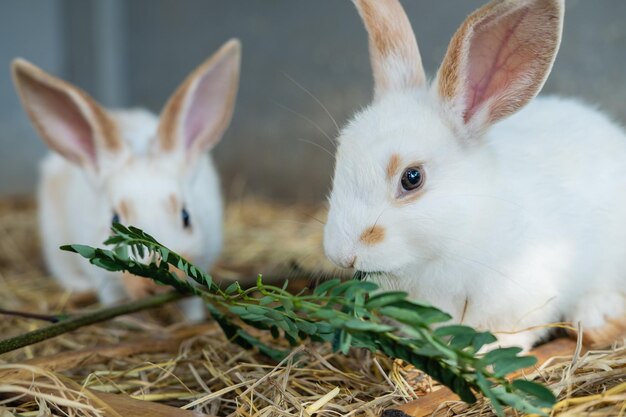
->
[[480, 346, 523, 366], [365, 291, 408, 309], [91, 257, 123, 272], [471, 331, 497, 351], [511, 380, 556, 407], [493, 355, 537, 378], [315, 322, 334, 335], [434, 324, 477, 338], [339, 330, 352, 355], [259, 296, 274, 306], [378, 306, 427, 327], [314, 279, 341, 296], [295, 320, 317, 335], [313, 308, 337, 320], [480, 347, 537, 377], [225, 282, 241, 295], [343, 319, 394, 333], [263, 308, 284, 321], [476, 372, 504, 417], [281, 298, 294, 312], [492, 386, 549, 416], [201, 273, 213, 289], [61, 244, 95, 258], [228, 306, 248, 316]]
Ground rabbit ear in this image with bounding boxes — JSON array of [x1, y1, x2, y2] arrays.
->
[[436, 0, 564, 136], [12, 58, 124, 172], [157, 39, 240, 161], [353, 0, 426, 99]]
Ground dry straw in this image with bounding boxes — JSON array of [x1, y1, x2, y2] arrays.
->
[[0, 198, 624, 416]]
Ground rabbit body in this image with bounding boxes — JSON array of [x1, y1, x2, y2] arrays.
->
[[324, 0, 626, 350]]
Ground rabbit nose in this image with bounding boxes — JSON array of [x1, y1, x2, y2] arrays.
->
[[335, 254, 357, 269], [323, 235, 357, 269]]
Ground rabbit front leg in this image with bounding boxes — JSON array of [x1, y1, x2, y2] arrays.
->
[[569, 290, 626, 348], [178, 297, 207, 322], [482, 331, 543, 354]]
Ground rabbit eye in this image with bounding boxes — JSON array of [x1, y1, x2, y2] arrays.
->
[[181, 207, 191, 228], [400, 166, 425, 191], [112, 212, 121, 225]]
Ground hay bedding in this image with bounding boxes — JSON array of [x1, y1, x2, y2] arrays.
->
[[0, 198, 624, 417]]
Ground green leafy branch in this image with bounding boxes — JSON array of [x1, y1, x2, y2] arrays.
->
[[61, 224, 555, 416]]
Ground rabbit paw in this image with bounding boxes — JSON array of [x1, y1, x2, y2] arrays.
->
[[570, 291, 626, 348], [479, 332, 538, 354]]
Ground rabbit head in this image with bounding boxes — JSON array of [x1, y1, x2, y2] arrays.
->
[[324, 0, 563, 276]]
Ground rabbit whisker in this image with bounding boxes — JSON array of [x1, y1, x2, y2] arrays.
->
[[271, 99, 336, 147], [297, 138, 336, 160], [281, 71, 340, 134], [303, 213, 326, 226]]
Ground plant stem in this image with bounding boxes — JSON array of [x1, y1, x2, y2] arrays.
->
[[0, 291, 185, 355], [0, 308, 64, 323]]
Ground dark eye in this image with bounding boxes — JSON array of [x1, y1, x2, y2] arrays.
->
[[400, 166, 425, 192], [182, 207, 191, 228], [112, 212, 120, 225]]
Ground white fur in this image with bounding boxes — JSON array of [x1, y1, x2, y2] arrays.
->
[[325, 2, 626, 351]]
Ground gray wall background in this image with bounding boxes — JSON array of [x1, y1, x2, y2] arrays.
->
[[1, 0, 625, 202]]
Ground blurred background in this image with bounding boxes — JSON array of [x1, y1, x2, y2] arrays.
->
[[1, 0, 625, 202]]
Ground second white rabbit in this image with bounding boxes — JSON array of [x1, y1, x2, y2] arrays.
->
[[13, 39, 241, 320]]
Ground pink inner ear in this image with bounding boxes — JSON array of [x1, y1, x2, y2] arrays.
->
[[184, 58, 234, 151], [27, 81, 96, 164], [464, 6, 534, 123]]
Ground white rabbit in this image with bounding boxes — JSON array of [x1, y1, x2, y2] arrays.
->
[[12, 39, 241, 321], [324, 0, 626, 351]]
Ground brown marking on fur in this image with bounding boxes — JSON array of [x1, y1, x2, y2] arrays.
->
[[157, 39, 240, 153], [393, 182, 427, 206], [157, 81, 185, 152], [460, 297, 470, 324], [437, 18, 465, 102], [11, 59, 123, 160], [386, 153, 401, 181], [167, 194, 180, 215], [354, 0, 425, 95], [580, 317, 626, 349], [357, 0, 397, 57], [437, 0, 563, 125], [78, 90, 122, 152], [359, 225, 385, 246], [117, 199, 133, 221]]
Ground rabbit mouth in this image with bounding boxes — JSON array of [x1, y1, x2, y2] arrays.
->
[[353, 270, 386, 281]]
